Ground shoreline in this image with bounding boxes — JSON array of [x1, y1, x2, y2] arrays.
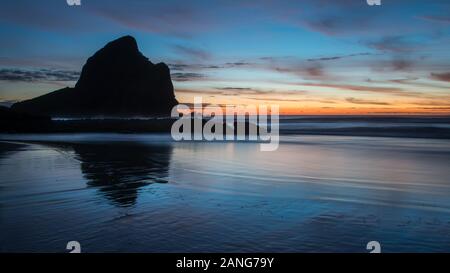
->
[[1, 116, 450, 139]]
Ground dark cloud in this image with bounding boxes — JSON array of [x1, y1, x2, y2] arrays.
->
[[365, 36, 419, 53], [346, 97, 391, 105], [173, 45, 211, 61], [225, 62, 252, 67], [308, 56, 341, 62], [307, 53, 373, 62], [430, 72, 450, 82], [390, 59, 414, 71], [244, 93, 322, 103], [419, 15, 450, 24], [411, 100, 450, 107], [387, 78, 419, 84], [216, 87, 256, 91], [168, 63, 219, 71], [251, 55, 339, 81], [168, 63, 191, 71], [384, 78, 448, 90], [259, 57, 275, 61], [214, 87, 268, 96], [420, 107, 450, 110], [304, 65, 325, 77], [303, 16, 354, 36], [272, 62, 331, 80], [171, 72, 205, 82], [0, 68, 79, 82], [369, 58, 417, 73], [168, 61, 253, 72], [169, 57, 332, 82]]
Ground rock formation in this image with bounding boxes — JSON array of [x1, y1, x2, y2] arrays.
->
[[12, 36, 178, 117]]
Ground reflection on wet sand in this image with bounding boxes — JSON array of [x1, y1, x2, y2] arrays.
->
[[33, 141, 174, 207], [0, 142, 23, 160], [73, 142, 173, 206]]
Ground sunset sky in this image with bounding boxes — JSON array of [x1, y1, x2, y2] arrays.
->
[[0, 0, 449, 115]]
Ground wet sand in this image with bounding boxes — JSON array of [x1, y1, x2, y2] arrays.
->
[[1, 134, 450, 252]]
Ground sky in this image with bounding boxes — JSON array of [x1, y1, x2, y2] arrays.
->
[[0, 0, 449, 115]]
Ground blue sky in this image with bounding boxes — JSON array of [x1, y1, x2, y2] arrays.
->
[[0, 0, 449, 114]]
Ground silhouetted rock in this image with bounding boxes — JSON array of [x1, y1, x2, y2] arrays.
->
[[12, 36, 178, 117], [1, 105, 51, 120], [0, 106, 51, 132]]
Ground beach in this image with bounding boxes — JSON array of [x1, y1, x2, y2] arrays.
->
[[1, 132, 450, 252]]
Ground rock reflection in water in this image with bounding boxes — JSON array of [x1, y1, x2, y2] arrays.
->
[[71, 142, 173, 207]]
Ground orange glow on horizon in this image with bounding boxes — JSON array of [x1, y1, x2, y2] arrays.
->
[[175, 102, 450, 116], [175, 88, 450, 116]]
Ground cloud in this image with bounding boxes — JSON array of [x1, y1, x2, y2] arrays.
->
[[411, 100, 450, 107], [307, 53, 372, 62], [278, 0, 383, 37], [168, 61, 255, 72], [367, 57, 418, 73], [213, 87, 270, 96], [175, 87, 306, 98], [390, 59, 415, 71], [171, 72, 205, 82], [168, 63, 191, 71], [215, 87, 309, 96], [225, 62, 252, 67], [168, 63, 219, 71], [174, 89, 215, 95], [216, 87, 257, 91], [300, 83, 425, 98], [430, 72, 450, 82], [304, 65, 325, 77], [384, 78, 447, 89], [420, 107, 450, 110], [346, 97, 391, 105], [246, 97, 303, 102], [301, 16, 368, 36], [245, 95, 330, 103], [419, 15, 450, 24], [365, 36, 419, 53], [173, 45, 211, 61], [269, 61, 331, 80], [0, 68, 80, 82]]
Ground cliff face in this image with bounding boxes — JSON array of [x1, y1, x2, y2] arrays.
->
[[12, 36, 178, 117]]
